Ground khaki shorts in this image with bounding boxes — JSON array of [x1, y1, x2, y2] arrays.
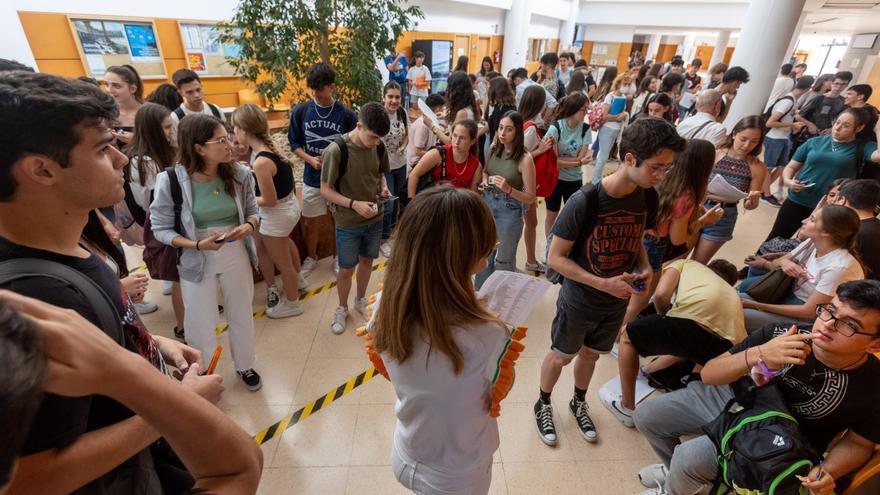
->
[[301, 184, 328, 218]]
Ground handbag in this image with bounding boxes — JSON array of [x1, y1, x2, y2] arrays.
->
[[746, 241, 812, 304], [142, 169, 183, 282]]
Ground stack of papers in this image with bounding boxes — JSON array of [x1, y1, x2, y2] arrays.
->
[[707, 175, 748, 203]]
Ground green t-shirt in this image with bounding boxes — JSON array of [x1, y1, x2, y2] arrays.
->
[[789, 135, 877, 208], [321, 133, 390, 228], [191, 178, 239, 229], [545, 119, 591, 182]]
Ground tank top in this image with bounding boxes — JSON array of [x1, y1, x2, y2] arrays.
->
[[486, 151, 523, 190], [254, 151, 295, 199], [712, 154, 752, 193], [432, 144, 480, 189]]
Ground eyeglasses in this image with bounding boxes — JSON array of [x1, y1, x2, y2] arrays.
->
[[648, 163, 674, 176], [815, 303, 876, 338], [204, 136, 231, 146]]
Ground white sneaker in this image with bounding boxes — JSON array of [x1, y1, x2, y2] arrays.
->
[[133, 301, 158, 315], [639, 486, 666, 495], [298, 272, 309, 294], [267, 298, 304, 319], [599, 385, 635, 428], [379, 242, 392, 258], [330, 306, 348, 335], [610, 342, 620, 359], [524, 261, 547, 273], [301, 257, 317, 278], [333, 256, 339, 276], [638, 463, 668, 488], [354, 297, 369, 318], [162, 280, 173, 296]]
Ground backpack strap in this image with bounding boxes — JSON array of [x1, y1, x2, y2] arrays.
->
[[164, 167, 185, 256], [0, 258, 124, 346], [332, 135, 349, 192], [208, 103, 223, 120], [173, 106, 186, 121], [856, 140, 867, 178], [437, 144, 448, 181], [686, 119, 715, 140]]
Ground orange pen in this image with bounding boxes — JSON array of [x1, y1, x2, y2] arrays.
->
[[206, 345, 223, 374]]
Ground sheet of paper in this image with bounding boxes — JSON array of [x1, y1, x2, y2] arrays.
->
[[476, 271, 552, 326], [601, 374, 656, 405], [417, 98, 440, 127], [707, 174, 748, 203]]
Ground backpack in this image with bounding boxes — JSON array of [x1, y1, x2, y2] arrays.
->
[[142, 167, 184, 280], [587, 101, 606, 131], [173, 103, 223, 121], [331, 135, 387, 193], [416, 144, 449, 193], [761, 95, 794, 125], [703, 378, 818, 495], [0, 258, 124, 346], [524, 120, 559, 198]]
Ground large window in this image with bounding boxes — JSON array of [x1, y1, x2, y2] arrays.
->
[[526, 39, 552, 62]]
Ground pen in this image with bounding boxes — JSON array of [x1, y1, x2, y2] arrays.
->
[[206, 345, 223, 375], [814, 460, 825, 481]]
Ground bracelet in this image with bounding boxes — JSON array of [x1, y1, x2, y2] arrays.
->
[[245, 220, 256, 231], [349, 198, 355, 209], [195, 239, 200, 251], [744, 347, 750, 372]]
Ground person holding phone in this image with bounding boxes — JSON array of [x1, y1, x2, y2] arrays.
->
[[151, 114, 263, 391], [764, 107, 880, 242]]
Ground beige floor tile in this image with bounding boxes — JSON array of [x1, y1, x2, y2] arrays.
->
[[502, 461, 584, 495], [345, 466, 412, 495], [220, 404, 292, 468], [273, 403, 359, 467], [488, 464, 508, 495], [293, 357, 373, 406], [497, 403, 576, 462], [575, 459, 655, 494], [257, 467, 348, 495], [349, 404, 396, 466], [309, 324, 375, 359], [358, 374, 397, 405], [218, 354, 307, 406], [257, 320, 319, 359]]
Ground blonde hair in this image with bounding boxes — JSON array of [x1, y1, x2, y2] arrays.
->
[[611, 73, 628, 93], [230, 103, 289, 164], [372, 186, 502, 373]]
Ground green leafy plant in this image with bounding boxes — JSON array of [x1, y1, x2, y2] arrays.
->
[[219, 0, 423, 108]]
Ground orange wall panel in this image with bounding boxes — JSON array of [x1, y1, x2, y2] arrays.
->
[[580, 42, 593, 63], [724, 47, 735, 64], [154, 19, 184, 60], [617, 42, 633, 71]]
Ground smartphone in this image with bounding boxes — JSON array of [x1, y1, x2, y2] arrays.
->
[[376, 195, 399, 204], [213, 235, 227, 244]]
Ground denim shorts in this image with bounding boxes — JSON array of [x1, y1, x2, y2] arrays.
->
[[699, 203, 738, 242], [335, 221, 382, 269], [763, 136, 791, 169], [643, 234, 670, 272]]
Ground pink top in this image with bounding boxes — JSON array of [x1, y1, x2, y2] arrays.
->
[[647, 193, 695, 238]]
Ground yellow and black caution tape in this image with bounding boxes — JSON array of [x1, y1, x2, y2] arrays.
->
[[253, 367, 377, 445], [214, 260, 388, 335]]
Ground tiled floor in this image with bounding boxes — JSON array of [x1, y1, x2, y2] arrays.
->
[[134, 173, 780, 494]]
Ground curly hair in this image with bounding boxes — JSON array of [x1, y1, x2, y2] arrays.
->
[[446, 71, 480, 122]]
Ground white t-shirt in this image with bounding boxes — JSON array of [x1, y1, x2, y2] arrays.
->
[[382, 111, 408, 170], [128, 155, 161, 211], [766, 76, 795, 108], [676, 112, 727, 147], [765, 95, 796, 140], [603, 93, 624, 129], [790, 241, 864, 301], [556, 67, 573, 86], [170, 102, 226, 141], [384, 320, 508, 490], [407, 65, 432, 97]]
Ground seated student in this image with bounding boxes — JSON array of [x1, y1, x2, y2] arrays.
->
[[833, 178, 880, 279], [602, 259, 746, 427], [169, 69, 226, 140], [634, 280, 880, 495], [371, 186, 515, 494], [406, 94, 445, 172], [0, 291, 263, 495], [407, 119, 481, 198], [739, 205, 864, 333]]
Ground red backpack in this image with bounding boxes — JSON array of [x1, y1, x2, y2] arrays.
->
[[523, 120, 559, 198]]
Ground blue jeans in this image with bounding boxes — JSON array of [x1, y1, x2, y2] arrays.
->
[[763, 136, 791, 169], [475, 191, 527, 289], [382, 167, 407, 240], [592, 123, 621, 183], [335, 221, 382, 269]]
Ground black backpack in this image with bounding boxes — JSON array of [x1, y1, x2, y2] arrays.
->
[[173, 103, 223, 121], [416, 144, 449, 193], [703, 378, 818, 495], [761, 95, 794, 124], [330, 135, 387, 193]]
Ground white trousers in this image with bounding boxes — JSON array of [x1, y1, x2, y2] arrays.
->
[[180, 230, 256, 371]]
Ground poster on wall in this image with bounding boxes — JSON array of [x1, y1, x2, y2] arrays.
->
[[71, 18, 165, 78], [178, 22, 241, 76]]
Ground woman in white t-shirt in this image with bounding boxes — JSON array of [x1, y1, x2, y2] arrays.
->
[[369, 186, 520, 494], [591, 74, 629, 183], [739, 205, 864, 333], [379, 81, 409, 257]]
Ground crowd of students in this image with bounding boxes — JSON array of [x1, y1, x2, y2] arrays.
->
[[2, 45, 880, 495]]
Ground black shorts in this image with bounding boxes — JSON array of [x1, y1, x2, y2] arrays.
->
[[550, 290, 627, 356], [626, 314, 733, 365], [545, 179, 583, 213]]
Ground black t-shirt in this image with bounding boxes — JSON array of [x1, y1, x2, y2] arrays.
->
[[729, 323, 880, 453], [858, 217, 880, 279], [801, 95, 846, 131], [488, 103, 516, 142], [552, 182, 657, 305], [254, 151, 295, 199], [585, 74, 597, 91]]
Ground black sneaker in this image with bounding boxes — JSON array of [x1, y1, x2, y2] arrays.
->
[[738, 266, 749, 280], [534, 399, 558, 446], [569, 397, 598, 442], [173, 326, 186, 342], [760, 194, 782, 208], [237, 368, 262, 391]]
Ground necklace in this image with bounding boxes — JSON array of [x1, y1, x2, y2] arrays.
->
[[831, 139, 851, 152], [314, 99, 335, 120], [810, 353, 867, 380], [212, 187, 221, 195], [451, 150, 469, 176]]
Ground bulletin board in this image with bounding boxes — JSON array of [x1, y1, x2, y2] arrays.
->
[[69, 16, 166, 78], [178, 22, 241, 77]]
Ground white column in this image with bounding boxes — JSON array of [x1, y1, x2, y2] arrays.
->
[[723, 0, 807, 129], [558, 0, 580, 52], [677, 33, 696, 61], [0, 3, 36, 69], [708, 30, 731, 68], [646, 34, 662, 62], [783, 11, 806, 64], [501, 0, 532, 73]]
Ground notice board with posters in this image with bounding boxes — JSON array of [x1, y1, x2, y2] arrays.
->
[[178, 22, 241, 77], [69, 17, 166, 78]]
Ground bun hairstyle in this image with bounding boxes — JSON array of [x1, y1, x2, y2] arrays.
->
[[106, 65, 144, 102]]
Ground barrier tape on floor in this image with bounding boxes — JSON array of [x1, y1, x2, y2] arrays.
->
[[214, 260, 388, 335], [132, 264, 147, 272], [252, 367, 377, 445]]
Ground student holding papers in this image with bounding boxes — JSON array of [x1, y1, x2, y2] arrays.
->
[[692, 116, 767, 264]]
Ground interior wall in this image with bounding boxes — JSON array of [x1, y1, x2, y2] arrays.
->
[[839, 34, 880, 83]]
